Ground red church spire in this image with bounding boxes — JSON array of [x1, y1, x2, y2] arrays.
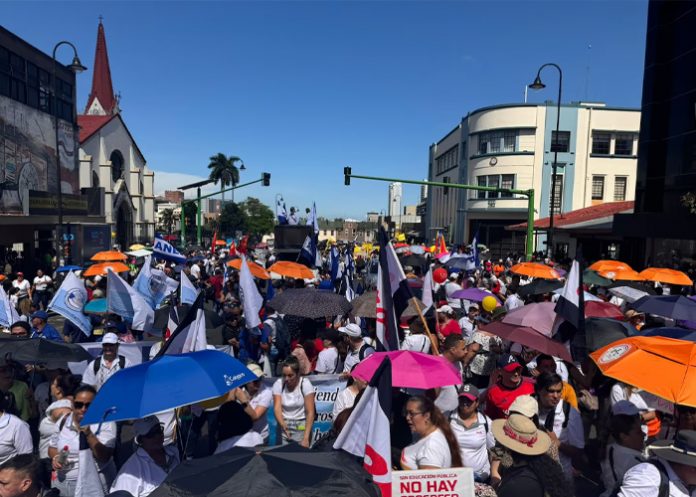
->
[[84, 19, 117, 115]]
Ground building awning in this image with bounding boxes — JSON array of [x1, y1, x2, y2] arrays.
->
[[506, 201, 634, 232]]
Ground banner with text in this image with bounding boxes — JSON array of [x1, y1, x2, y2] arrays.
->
[[392, 468, 474, 497]]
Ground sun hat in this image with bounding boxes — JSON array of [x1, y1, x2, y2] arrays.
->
[[649, 430, 696, 467], [492, 413, 551, 456], [338, 323, 362, 338], [509, 395, 539, 418]]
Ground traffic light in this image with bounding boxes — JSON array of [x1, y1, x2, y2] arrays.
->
[[344, 166, 351, 185], [262, 172, 271, 186]]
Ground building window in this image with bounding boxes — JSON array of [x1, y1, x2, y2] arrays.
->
[[592, 176, 605, 200], [476, 175, 515, 199], [614, 176, 627, 201], [551, 131, 570, 153], [592, 132, 611, 154], [614, 134, 635, 156], [435, 145, 458, 174], [477, 130, 518, 155], [551, 175, 563, 211], [110, 150, 125, 183], [501, 174, 514, 198], [503, 131, 516, 152]]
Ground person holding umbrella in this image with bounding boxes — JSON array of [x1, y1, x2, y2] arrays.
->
[[272, 356, 316, 447]]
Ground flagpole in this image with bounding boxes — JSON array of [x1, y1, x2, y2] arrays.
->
[[411, 297, 440, 355]]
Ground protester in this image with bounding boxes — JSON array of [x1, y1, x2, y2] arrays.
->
[[401, 319, 431, 353], [31, 270, 52, 311], [11, 274, 31, 316], [467, 329, 502, 389], [314, 330, 342, 374], [485, 354, 535, 420], [49, 385, 117, 496], [437, 305, 461, 339], [0, 454, 47, 497], [29, 312, 62, 342], [600, 401, 646, 496], [232, 363, 272, 444], [81, 333, 131, 391], [450, 384, 495, 482], [272, 356, 316, 447], [0, 393, 32, 465], [435, 334, 469, 417], [400, 395, 463, 470], [0, 366, 34, 423], [534, 354, 578, 409], [339, 323, 374, 373], [332, 371, 366, 418], [37, 399, 72, 460], [458, 304, 479, 340], [214, 401, 263, 452], [110, 416, 179, 497], [610, 381, 659, 439]]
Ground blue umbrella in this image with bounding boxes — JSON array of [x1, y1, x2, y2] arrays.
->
[[633, 295, 696, 321], [56, 265, 82, 273], [642, 327, 696, 341], [81, 349, 256, 425]]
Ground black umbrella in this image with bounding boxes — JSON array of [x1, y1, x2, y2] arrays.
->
[[398, 254, 426, 268], [152, 305, 224, 334], [518, 279, 563, 297], [0, 337, 93, 363], [444, 257, 469, 271], [607, 280, 656, 294], [572, 317, 636, 352], [151, 444, 379, 497], [270, 288, 352, 319]]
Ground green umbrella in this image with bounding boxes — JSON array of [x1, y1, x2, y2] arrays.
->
[[583, 269, 612, 287]]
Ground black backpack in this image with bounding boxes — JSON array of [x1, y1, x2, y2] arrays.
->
[[93, 355, 126, 375], [271, 317, 291, 360], [608, 459, 669, 497]]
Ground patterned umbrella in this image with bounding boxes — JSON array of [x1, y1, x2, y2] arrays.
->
[[270, 288, 352, 318]]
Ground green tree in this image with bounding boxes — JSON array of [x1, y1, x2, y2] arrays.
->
[[160, 208, 175, 236], [239, 197, 275, 241], [219, 202, 247, 236], [207, 153, 241, 204]]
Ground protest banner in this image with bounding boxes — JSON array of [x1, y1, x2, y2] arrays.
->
[[263, 374, 347, 445], [392, 468, 474, 497]]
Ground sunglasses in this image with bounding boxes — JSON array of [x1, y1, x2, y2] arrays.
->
[[73, 401, 91, 410]]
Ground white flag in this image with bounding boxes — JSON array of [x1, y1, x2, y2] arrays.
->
[[180, 273, 199, 306], [0, 285, 19, 328], [133, 256, 178, 309], [422, 266, 434, 313], [239, 255, 263, 330], [107, 270, 154, 333]]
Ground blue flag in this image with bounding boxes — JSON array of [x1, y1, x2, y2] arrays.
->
[[48, 272, 92, 337], [152, 235, 186, 264], [301, 235, 319, 268], [330, 246, 341, 282]]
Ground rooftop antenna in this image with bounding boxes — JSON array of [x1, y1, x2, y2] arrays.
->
[[584, 44, 592, 100]]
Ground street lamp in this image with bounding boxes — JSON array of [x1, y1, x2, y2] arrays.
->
[[529, 63, 562, 260], [52, 41, 86, 265], [231, 159, 245, 203]]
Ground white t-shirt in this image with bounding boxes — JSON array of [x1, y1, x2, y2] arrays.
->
[[315, 347, 340, 374], [450, 412, 495, 476], [402, 334, 431, 354], [110, 446, 180, 497], [619, 460, 689, 497], [272, 378, 314, 421], [214, 431, 264, 453], [458, 318, 476, 341], [81, 355, 132, 391], [12, 279, 30, 298], [249, 386, 273, 441], [50, 414, 117, 481], [400, 428, 452, 470], [33, 275, 52, 291], [333, 387, 357, 418], [538, 401, 585, 477], [0, 413, 32, 464], [600, 443, 644, 497], [190, 264, 201, 280]]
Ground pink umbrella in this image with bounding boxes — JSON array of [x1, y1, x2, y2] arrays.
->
[[480, 321, 572, 362], [585, 301, 624, 320], [502, 302, 557, 336], [351, 351, 462, 389]]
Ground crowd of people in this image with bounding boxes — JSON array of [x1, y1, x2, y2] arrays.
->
[[0, 241, 693, 497]]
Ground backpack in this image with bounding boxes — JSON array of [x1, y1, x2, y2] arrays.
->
[[94, 355, 126, 375], [542, 399, 572, 432], [358, 343, 375, 361], [271, 317, 291, 360], [608, 459, 669, 497]]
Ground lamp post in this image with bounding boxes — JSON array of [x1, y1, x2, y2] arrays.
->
[[529, 63, 562, 260], [52, 41, 86, 265]]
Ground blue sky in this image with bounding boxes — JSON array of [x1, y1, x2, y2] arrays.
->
[[3, 1, 649, 219]]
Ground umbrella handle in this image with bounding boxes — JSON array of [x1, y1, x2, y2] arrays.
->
[[94, 407, 117, 435]]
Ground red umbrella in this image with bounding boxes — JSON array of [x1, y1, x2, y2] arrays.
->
[[480, 321, 572, 361], [585, 301, 624, 320]]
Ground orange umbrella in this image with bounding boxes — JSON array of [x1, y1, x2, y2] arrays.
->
[[91, 250, 127, 262], [226, 259, 270, 280], [267, 261, 314, 279], [597, 268, 644, 281], [83, 262, 130, 277], [588, 260, 633, 273], [591, 336, 696, 407], [510, 262, 560, 280], [638, 268, 693, 286], [214, 240, 227, 246]]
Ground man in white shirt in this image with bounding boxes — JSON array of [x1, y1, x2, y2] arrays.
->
[[81, 332, 131, 391], [444, 274, 463, 312], [189, 262, 201, 281], [458, 304, 479, 340], [504, 285, 524, 312], [339, 323, 374, 373], [618, 430, 696, 497], [31, 269, 52, 310]]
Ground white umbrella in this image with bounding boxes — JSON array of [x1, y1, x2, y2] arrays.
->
[[609, 286, 649, 303]]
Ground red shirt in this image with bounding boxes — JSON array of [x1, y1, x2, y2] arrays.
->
[[440, 319, 462, 337], [210, 275, 223, 299], [484, 378, 535, 420]]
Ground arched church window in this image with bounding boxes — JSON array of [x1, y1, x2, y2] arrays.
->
[[110, 150, 124, 183]]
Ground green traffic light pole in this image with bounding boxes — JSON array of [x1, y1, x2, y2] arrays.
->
[[343, 168, 536, 261], [180, 173, 271, 246]]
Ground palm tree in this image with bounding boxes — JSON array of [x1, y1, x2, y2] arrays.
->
[[161, 208, 175, 236], [208, 153, 241, 204]]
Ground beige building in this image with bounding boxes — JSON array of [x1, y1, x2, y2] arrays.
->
[[426, 102, 640, 257]]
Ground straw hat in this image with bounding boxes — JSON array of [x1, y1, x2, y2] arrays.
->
[[492, 414, 551, 456]]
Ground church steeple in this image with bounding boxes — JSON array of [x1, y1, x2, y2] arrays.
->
[[84, 18, 118, 115]]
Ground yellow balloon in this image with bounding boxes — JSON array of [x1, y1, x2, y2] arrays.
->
[[481, 296, 498, 313]]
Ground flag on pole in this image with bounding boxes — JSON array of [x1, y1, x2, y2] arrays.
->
[[553, 248, 585, 344], [239, 255, 263, 330], [301, 235, 321, 268], [75, 432, 106, 497], [422, 265, 434, 313], [211, 230, 218, 252], [156, 292, 207, 356], [152, 235, 186, 264], [180, 273, 199, 306], [132, 256, 178, 309], [47, 272, 92, 337], [334, 356, 393, 497], [306, 202, 319, 234], [276, 196, 288, 224], [330, 246, 342, 283], [106, 270, 154, 333], [0, 284, 19, 329], [471, 228, 480, 269], [376, 228, 413, 351]]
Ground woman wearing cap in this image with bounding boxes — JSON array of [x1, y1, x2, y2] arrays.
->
[[231, 363, 273, 444], [437, 305, 462, 341], [272, 356, 316, 447], [450, 385, 495, 482], [49, 385, 117, 497], [492, 414, 571, 497], [110, 415, 180, 497], [400, 395, 463, 470]]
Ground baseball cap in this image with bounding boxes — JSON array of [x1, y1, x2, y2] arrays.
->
[[338, 323, 362, 338], [612, 400, 640, 417], [509, 395, 539, 418], [438, 304, 454, 315], [31, 310, 48, 321], [458, 384, 480, 402], [133, 415, 162, 438], [101, 332, 119, 345], [498, 353, 523, 372]]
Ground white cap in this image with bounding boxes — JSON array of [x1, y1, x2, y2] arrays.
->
[[508, 395, 539, 418], [338, 323, 362, 338], [102, 332, 119, 344], [438, 304, 454, 315]]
